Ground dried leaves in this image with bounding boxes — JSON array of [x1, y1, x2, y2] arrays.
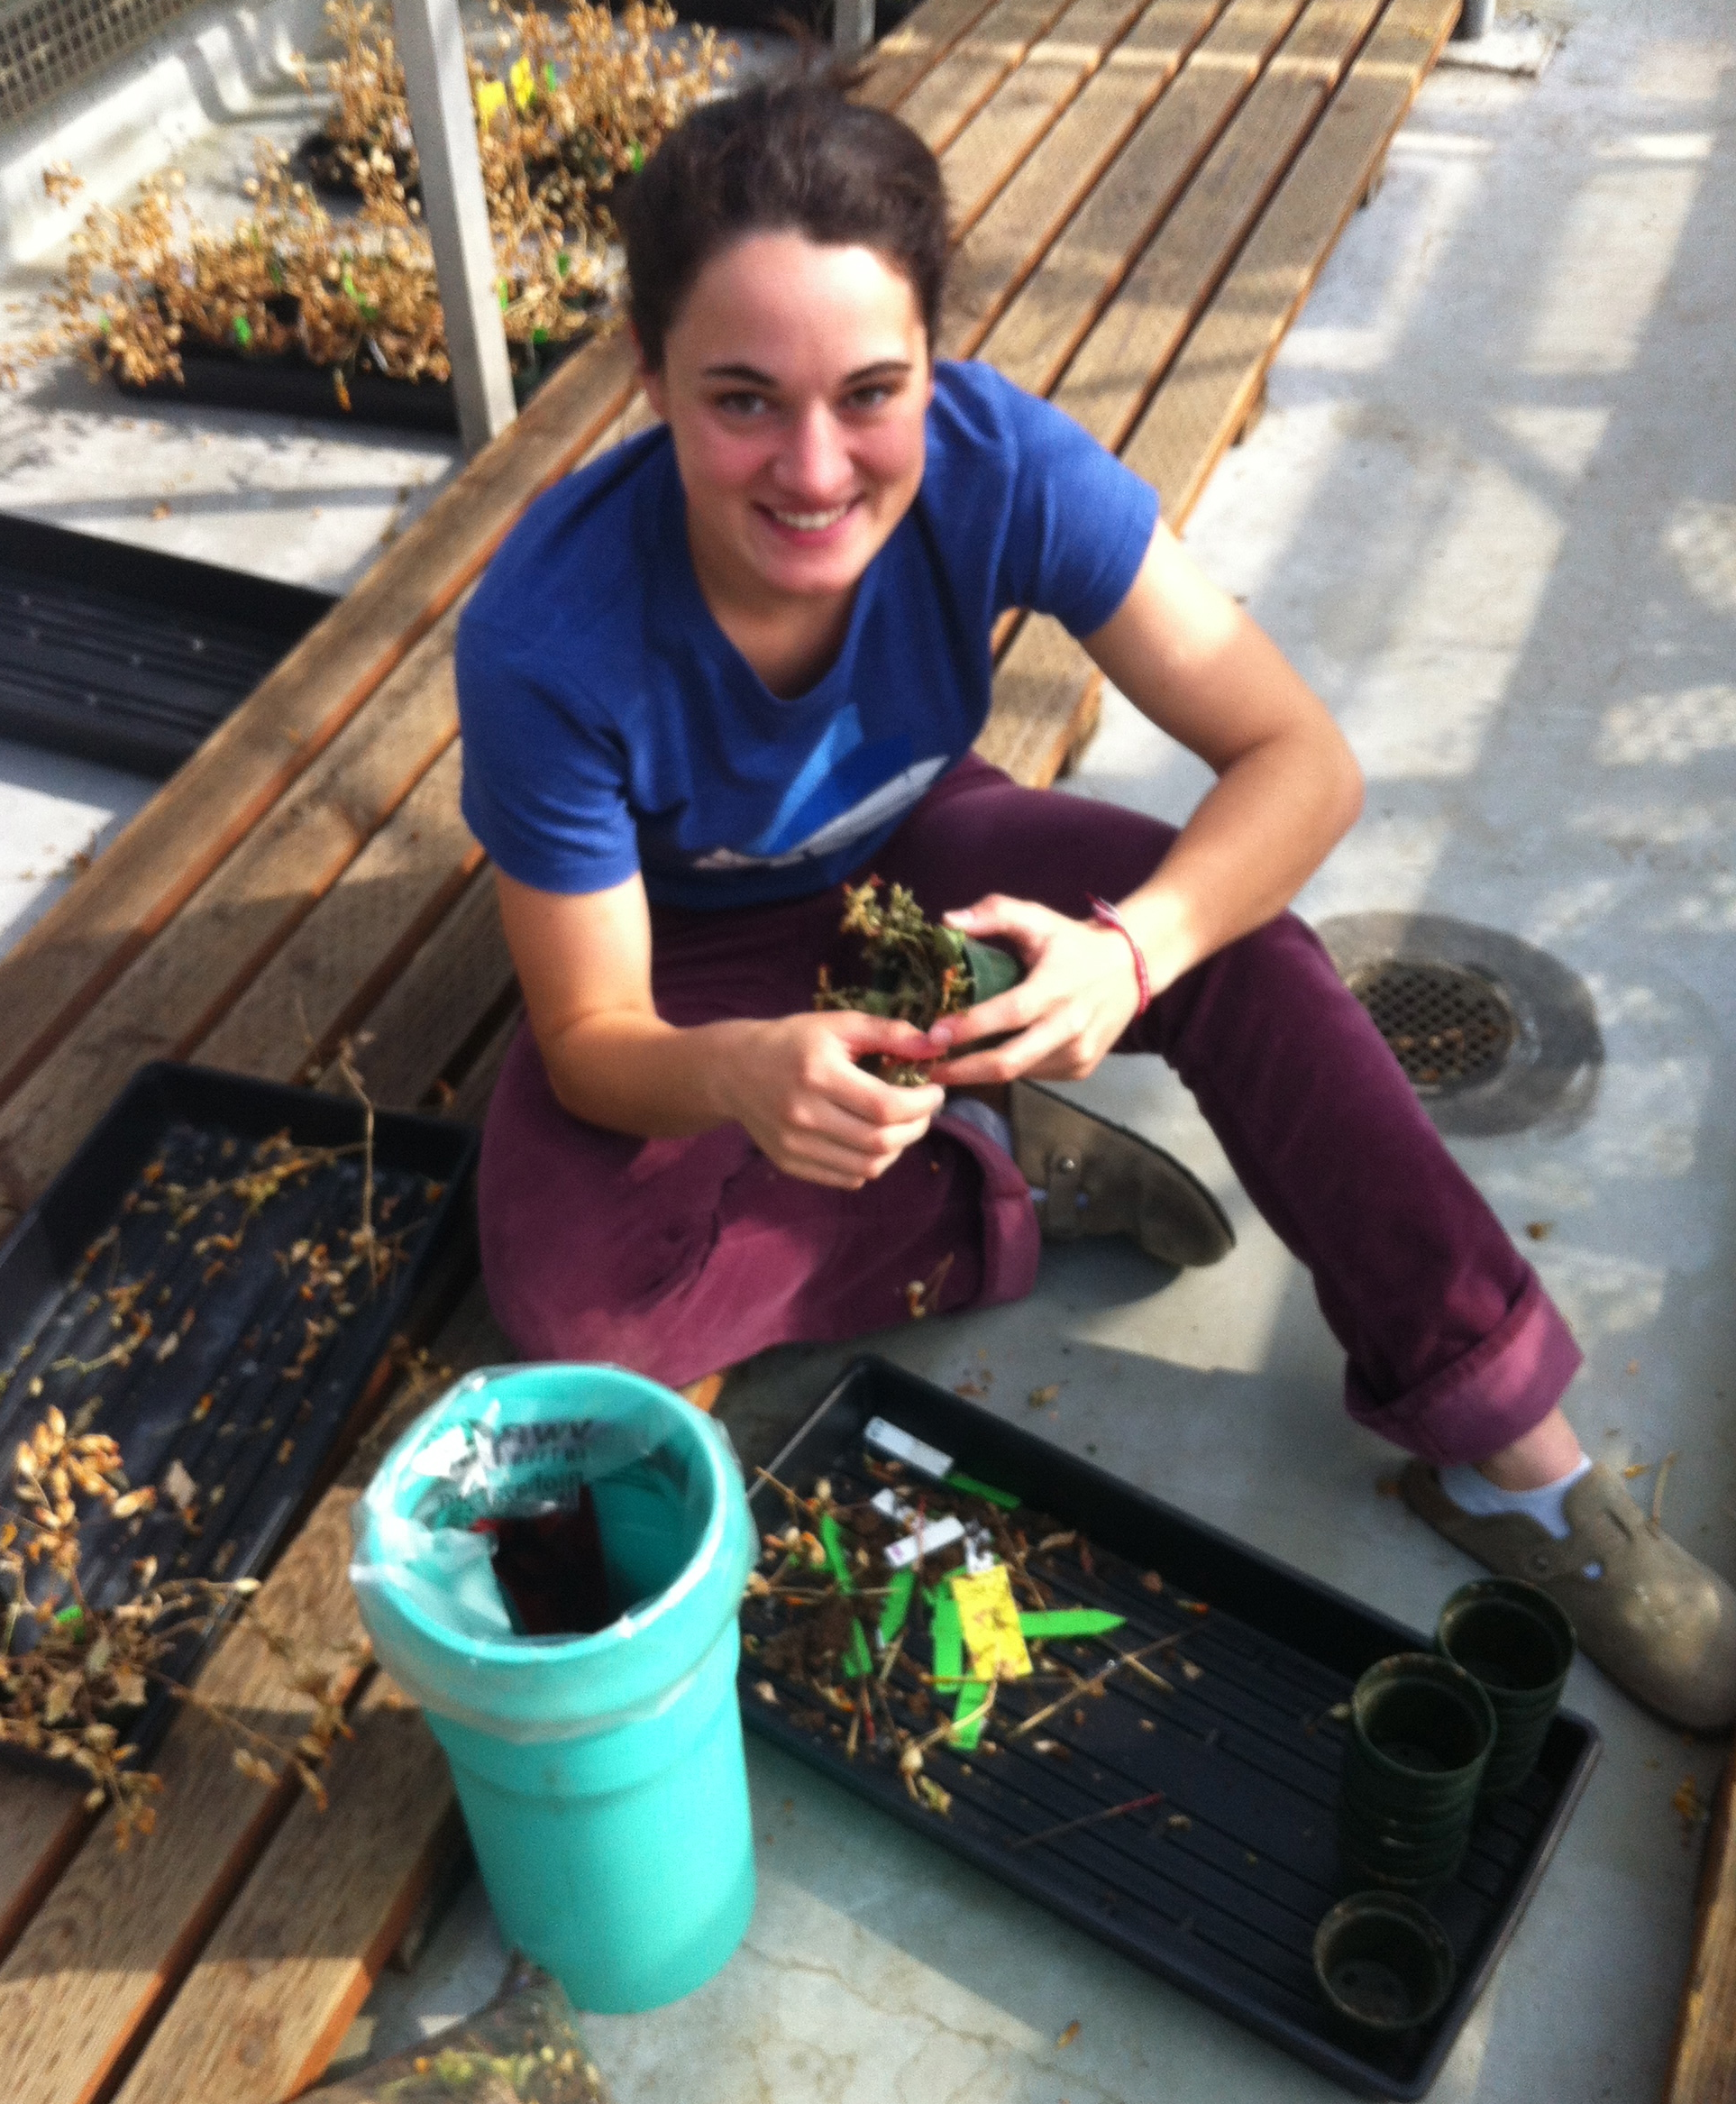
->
[[0, 1413, 359, 1844], [4, 0, 730, 395]]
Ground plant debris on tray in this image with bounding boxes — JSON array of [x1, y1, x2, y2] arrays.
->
[[0, 1119, 449, 1833], [742, 1421, 1214, 1841]]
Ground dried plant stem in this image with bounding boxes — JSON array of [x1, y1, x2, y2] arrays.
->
[[1008, 1639, 1180, 1741]]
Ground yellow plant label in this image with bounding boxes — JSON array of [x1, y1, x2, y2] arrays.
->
[[477, 78, 507, 123], [510, 55, 536, 110], [951, 1565, 1032, 1681]]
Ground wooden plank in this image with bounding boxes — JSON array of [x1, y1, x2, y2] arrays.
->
[[856, 0, 1005, 110], [943, 0, 1228, 355], [897, 0, 1083, 158], [446, 1002, 525, 1129], [1052, 0, 1388, 449], [1123, 0, 1457, 517], [0, 1490, 372, 2104], [0, 1775, 91, 1969], [973, 0, 1309, 396], [112, 1676, 459, 2104], [939, 0, 1156, 236], [974, 613, 1104, 786], [0, 617, 461, 1223], [0, 334, 637, 1115], [196, 742, 478, 1084], [323, 864, 515, 1113], [1665, 1748, 1736, 2104]]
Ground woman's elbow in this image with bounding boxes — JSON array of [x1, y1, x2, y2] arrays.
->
[[1327, 732, 1365, 840]]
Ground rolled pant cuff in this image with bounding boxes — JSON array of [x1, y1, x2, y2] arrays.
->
[[935, 1110, 1041, 1311], [1344, 1270, 1584, 1467]]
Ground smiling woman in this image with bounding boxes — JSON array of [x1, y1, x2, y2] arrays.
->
[[450, 71, 1736, 1733]]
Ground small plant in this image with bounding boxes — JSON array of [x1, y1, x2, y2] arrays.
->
[[2, 0, 729, 399], [816, 879, 1022, 1083]]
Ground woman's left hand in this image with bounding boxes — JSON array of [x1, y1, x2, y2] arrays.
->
[[919, 893, 1156, 1086]]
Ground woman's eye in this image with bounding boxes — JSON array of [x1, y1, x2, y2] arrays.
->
[[713, 390, 770, 418], [843, 383, 895, 413]]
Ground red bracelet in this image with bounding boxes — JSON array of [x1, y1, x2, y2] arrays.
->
[[1087, 895, 1152, 1015]]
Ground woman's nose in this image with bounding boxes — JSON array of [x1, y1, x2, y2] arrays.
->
[[773, 405, 851, 499]]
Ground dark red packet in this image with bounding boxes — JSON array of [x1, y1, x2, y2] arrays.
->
[[473, 1483, 613, 1635]]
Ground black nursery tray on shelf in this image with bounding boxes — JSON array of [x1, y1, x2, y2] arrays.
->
[[113, 333, 589, 439], [740, 1358, 1601, 2100], [0, 1061, 478, 1766], [0, 513, 334, 776]]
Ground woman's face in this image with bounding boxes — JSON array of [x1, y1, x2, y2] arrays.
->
[[640, 230, 933, 615]]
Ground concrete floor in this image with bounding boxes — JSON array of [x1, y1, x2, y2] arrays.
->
[[331, 0, 1736, 2098], [3, 0, 1732, 2089]]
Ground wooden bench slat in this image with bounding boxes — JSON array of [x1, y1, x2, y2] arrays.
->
[[0, 336, 637, 1118], [856, 0, 1008, 111], [195, 742, 478, 1084], [973, 613, 1103, 785], [327, 864, 516, 1113], [982, 0, 1314, 397], [1122, 0, 1457, 517], [1052, 0, 1388, 450], [896, 0, 1084, 158], [0, 1489, 371, 2104], [0, 614, 462, 1230], [974, 0, 1308, 396], [112, 1675, 460, 2104], [944, 0, 1229, 355], [0, 1777, 90, 1970], [939, 0, 1156, 235], [1665, 1750, 1736, 2104]]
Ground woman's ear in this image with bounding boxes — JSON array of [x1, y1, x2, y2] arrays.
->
[[630, 324, 667, 419]]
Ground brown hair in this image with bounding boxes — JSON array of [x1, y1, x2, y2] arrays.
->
[[619, 74, 949, 370]]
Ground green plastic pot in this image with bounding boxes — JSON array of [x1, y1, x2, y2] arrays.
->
[[1313, 1890, 1456, 2035], [1436, 1578, 1574, 1797], [961, 935, 1022, 1003], [1338, 1652, 1494, 1891]]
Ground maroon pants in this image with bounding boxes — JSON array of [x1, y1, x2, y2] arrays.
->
[[480, 757, 1580, 1465]]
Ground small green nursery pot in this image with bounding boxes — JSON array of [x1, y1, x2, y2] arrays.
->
[[959, 935, 1023, 1003], [1313, 1890, 1456, 2035], [1338, 1652, 1494, 1891], [1436, 1578, 1574, 1797]]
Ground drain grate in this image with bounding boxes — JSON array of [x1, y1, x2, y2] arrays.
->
[[1347, 959, 1517, 1092]]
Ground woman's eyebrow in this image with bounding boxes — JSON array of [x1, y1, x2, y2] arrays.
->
[[698, 358, 915, 385]]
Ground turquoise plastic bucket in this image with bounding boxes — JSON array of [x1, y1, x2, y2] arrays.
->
[[350, 1363, 756, 2012]]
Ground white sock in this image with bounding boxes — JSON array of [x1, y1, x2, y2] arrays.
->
[[1438, 1455, 1602, 1578]]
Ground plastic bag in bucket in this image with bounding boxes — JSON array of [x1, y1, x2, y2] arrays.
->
[[350, 1364, 756, 2012]]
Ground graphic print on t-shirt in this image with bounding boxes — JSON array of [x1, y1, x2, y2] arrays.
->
[[691, 702, 948, 873]]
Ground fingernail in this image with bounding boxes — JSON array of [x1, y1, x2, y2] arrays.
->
[[928, 1024, 953, 1048]]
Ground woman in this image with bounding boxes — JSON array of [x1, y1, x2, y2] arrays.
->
[[454, 76, 1733, 1728]]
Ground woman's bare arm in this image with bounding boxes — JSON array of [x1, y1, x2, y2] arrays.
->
[[495, 867, 946, 1186]]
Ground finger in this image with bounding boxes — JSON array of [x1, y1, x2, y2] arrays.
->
[[941, 893, 1057, 947], [929, 1003, 1097, 1088], [783, 1086, 937, 1163]]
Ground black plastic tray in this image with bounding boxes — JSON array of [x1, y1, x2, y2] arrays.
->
[[0, 1061, 478, 1765], [112, 333, 588, 437], [0, 513, 334, 776], [740, 1358, 1600, 2099]]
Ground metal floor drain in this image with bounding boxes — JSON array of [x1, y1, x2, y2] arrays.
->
[[1345, 959, 1517, 1093], [1314, 913, 1603, 1138]]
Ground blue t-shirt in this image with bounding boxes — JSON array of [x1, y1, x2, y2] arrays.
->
[[456, 360, 1156, 910]]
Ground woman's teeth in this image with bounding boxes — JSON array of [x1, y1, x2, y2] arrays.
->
[[770, 502, 851, 531]]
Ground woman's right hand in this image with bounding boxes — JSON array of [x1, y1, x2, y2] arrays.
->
[[708, 1011, 946, 1189]]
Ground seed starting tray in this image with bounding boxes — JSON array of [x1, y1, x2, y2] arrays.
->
[[0, 1061, 478, 1766], [0, 513, 334, 777], [740, 1358, 1601, 2099]]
